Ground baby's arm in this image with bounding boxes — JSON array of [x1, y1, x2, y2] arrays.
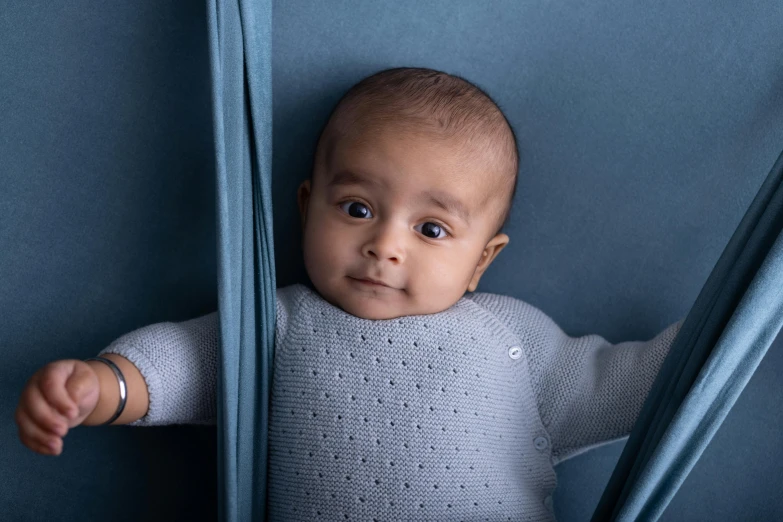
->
[[16, 355, 151, 456], [82, 354, 150, 426], [528, 316, 683, 464], [97, 311, 219, 426], [469, 293, 683, 464], [15, 311, 218, 457]]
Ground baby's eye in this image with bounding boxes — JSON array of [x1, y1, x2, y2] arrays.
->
[[414, 222, 448, 239], [340, 201, 373, 219]]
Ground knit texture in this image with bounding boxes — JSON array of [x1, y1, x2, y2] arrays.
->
[[99, 312, 219, 426], [99, 284, 682, 521]]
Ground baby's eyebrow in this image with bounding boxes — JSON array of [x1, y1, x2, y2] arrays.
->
[[421, 190, 471, 224], [328, 170, 380, 189]]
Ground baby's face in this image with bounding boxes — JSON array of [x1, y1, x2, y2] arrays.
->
[[298, 124, 509, 320]]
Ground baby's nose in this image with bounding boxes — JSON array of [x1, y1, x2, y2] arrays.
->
[[362, 226, 405, 263]]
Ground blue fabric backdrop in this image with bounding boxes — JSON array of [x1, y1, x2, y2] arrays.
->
[[2, 1, 782, 521]]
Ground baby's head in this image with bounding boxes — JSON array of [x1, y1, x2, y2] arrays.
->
[[298, 67, 519, 320]]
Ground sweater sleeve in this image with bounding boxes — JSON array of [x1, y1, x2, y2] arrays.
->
[[468, 292, 684, 464], [98, 312, 220, 426], [96, 288, 298, 427]]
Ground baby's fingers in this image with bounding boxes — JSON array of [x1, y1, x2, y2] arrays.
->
[[15, 408, 64, 456], [37, 362, 79, 419], [19, 383, 70, 438]]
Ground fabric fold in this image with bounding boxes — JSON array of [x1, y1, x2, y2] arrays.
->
[[207, 0, 275, 521], [592, 149, 783, 521]]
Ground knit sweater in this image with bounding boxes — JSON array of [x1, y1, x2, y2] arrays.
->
[[99, 284, 683, 521]]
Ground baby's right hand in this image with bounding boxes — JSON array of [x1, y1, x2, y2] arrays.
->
[[15, 360, 100, 456]]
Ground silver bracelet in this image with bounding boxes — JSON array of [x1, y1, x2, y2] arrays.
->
[[84, 356, 127, 426]]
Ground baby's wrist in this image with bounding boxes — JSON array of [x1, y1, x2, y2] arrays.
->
[[81, 358, 122, 426]]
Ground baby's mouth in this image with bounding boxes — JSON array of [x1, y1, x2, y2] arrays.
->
[[348, 276, 393, 289]]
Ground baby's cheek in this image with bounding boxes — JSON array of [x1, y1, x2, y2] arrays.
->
[[415, 256, 469, 303], [302, 228, 335, 281], [309, 227, 353, 284], [305, 216, 335, 254]]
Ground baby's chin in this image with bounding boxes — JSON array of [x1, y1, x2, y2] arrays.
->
[[311, 276, 463, 320], [334, 291, 414, 320], [330, 289, 462, 321], [314, 281, 412, 320]]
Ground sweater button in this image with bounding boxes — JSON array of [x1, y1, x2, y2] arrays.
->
[[544, 495, 553, 511], [508, 346, 522, 359], [534, 436, 549, 451]]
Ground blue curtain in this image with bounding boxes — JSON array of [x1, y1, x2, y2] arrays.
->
[[207, 1, 275, 521], [592, 150, 783, 521]]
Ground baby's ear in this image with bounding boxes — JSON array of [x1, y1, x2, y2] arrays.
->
[[467, 233, 509, 292], [297, 180, 312, 230]]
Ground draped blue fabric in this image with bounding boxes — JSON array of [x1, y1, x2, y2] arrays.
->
[[207, 1, 275, 521], [592, 150, 783, 521]]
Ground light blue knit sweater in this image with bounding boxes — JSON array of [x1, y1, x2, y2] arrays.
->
[[99, 284, 682, 521]]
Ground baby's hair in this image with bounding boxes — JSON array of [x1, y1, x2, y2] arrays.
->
[[314, 67, 520, 234]]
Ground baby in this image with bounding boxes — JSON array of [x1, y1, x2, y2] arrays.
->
[[16, 67, 683, 521]]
